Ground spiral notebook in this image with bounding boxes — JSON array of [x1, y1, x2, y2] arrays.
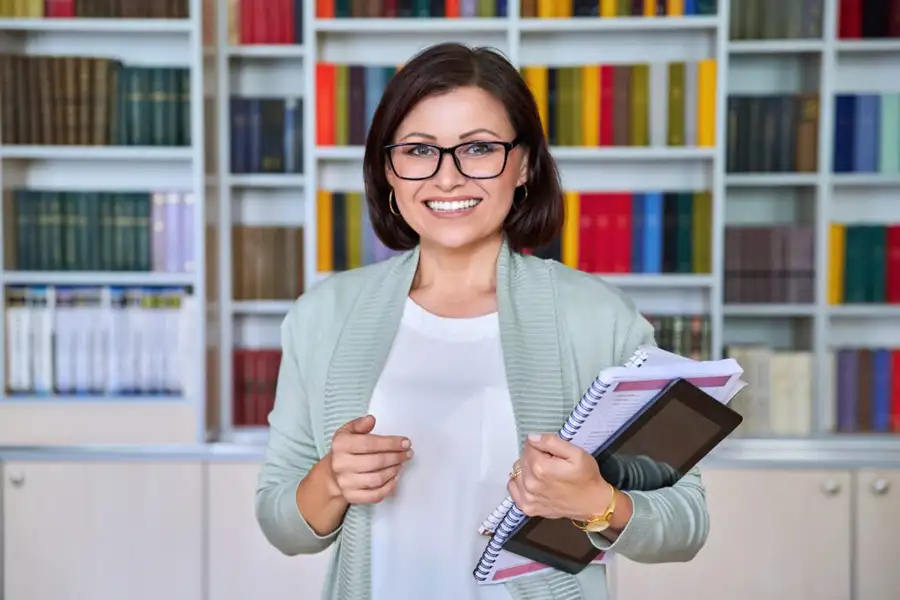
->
[[472, 346, 746, 585]]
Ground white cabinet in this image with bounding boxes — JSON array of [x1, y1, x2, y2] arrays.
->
[[2, 460, 204, 600], [206, 461, 334, 600], [854, 469, 900, 599], [612, 468, 853, 600]]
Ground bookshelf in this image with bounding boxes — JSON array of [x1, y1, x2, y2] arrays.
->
[[212, 0, 900, 452], [0, 0, 209, 445]]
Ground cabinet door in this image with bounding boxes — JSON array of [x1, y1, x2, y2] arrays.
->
[[855, 469, 900, 599], [613, 468, 852, 600], [207, 461, 334, 600], [2, 460, 204, 600]]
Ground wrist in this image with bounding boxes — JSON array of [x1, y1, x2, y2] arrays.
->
[[574, 477, 615, 522], [319, 453, 345, 502]]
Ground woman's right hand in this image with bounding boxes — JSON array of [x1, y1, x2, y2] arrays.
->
[[328, 414, 413, 504]]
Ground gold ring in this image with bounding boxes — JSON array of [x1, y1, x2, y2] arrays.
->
[[509, 464, 522, 479]]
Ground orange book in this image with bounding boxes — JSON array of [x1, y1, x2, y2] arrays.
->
[[316, 63, 336, 146], [445, 0, 460, 17], [317, 190, 334, 272], [317, 0, 335, 18]]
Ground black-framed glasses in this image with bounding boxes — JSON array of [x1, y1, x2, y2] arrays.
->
[[383, 138, 521, 181]]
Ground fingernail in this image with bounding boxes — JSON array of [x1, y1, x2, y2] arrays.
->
[[528, 433, 541, 442], [407, 450, 414, 459], [401, 439, 411, 449]]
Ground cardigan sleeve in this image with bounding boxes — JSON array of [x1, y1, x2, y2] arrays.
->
[[255, 312, 341, 556], [587, 311, 710, 563]]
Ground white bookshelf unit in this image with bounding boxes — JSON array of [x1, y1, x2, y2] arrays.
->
[[210, 0, 900, 453], [0, 0, 209, 445], [0, 0, 897, 453]]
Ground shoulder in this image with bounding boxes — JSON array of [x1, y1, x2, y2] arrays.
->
[[280, 255, 406, 345], [520, 255, 655, 361], [520, 254, 644, 323]]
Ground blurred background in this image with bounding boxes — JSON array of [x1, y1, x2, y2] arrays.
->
[[1, 0, 898, 599]]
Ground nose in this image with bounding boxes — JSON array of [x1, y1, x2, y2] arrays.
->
[[434, 151, 466, 190]]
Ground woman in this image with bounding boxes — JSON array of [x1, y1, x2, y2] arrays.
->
[[255, 42, 708, 600]]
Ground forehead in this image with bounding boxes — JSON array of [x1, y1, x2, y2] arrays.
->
[[394, 85, 513, 141]]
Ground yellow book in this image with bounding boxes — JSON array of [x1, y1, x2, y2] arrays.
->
[[630, 64, 650, 146], [316, 190, 334, 273], [643, 0, 656, 16], [346, 192, 363, 270], [227, 0, 240, 45], [600, 0, 616, 17], [666, 0, 684, 15], [691, 191, 712, 273], [335, 65, 349, 146], [524, 66, 549, 138], [562, 191, 580, 268], [570, 66, 583, 146], [537, 0, 554, 17], [828, 223, 846, 304], [557, 0, 573, 17], [581, 65, 600, 147], [696, 59, 717, 147]]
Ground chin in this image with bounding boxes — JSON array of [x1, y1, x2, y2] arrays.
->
[[418, 228, 501, 252]]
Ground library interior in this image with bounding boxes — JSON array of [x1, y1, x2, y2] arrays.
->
[[1, 0, 899, 598]]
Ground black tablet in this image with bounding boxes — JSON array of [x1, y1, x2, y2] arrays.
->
[[502, 377, 743, 575]]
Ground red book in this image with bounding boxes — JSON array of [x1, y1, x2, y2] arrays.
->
[[838, 0, 861, 38], [890, 350, 900, 432], [886, 225, 900, 303], [599, 66, 615, 146]]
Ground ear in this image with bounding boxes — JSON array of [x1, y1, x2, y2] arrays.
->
[[515, 149, 530, 187]]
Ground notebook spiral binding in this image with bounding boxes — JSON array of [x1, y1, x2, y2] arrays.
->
[[473, 347, 650, 582]]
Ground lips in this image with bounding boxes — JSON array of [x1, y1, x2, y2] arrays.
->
[[424, 198, 482, 212]]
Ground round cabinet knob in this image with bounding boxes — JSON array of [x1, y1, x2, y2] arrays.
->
[[8, 471, 24, 488], [871, 478, 890, 495], [821, 479, 841, 496]]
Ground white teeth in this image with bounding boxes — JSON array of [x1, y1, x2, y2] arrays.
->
[[425, 198, 481, 212]]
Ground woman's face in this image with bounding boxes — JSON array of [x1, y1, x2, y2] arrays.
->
[[385, 85, 529, 252]]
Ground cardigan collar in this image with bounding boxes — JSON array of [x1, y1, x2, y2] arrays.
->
[[319, 238, 572, 600]]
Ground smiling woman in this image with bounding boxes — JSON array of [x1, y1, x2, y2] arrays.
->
[[255, 41, 709, 600]]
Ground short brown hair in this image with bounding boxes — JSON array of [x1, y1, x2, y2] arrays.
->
[[363, 42, 564, 252]]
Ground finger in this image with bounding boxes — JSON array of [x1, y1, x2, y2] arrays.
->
[[338, 464, 402, 491], [344, 471, 400, 504], [507, 476, 539, 517], [339, 414, 376, 435], [526, 433, 578, 460], [333, 450, 412, 474], [344, 433, 411, 454]]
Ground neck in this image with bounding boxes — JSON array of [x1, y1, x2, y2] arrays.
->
[[412, 234, 503, 295]]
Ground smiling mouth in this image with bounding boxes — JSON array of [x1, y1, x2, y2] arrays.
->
[[424, 198, 483, 213]]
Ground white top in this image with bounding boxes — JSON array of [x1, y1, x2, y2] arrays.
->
[[369, 298, 519, 600]]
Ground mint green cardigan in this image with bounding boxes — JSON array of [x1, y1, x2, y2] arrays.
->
[[255, 240, 709, 600]]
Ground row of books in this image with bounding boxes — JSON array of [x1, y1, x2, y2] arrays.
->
[[227, 0, 304, 45], [833, 93, 900, 174], [647, 313, 712, 361], [233, 225, 304, 301], [520, 61, 716, 148], [838, 0, 900, 39], [725, 345, 813, 436], [834, 346, 900, 434], [828, 223, 900, 305], [521, 0, 717, 17], [725, 94, 819, 174], [230, 96, 304, 174], [723, 225, 815, 305], [0, 56, 191, 147], [233, 347, 279, 427], [315, 0, 506, 17], [4, 189, 195, 274], [5, 285, 195, 397], [0, 0, 189, 17], [728, 0, 823, 41], [314, 189, 712, 275]]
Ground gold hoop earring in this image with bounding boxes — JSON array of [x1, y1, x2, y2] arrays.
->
[[389, 189, 400, 216]]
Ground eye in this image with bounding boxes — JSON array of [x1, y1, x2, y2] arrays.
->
[[461, 142, 497, 155], [404, 144, 436, 157]]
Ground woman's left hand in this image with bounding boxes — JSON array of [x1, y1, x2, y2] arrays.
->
[[507, 433, 610, 522]]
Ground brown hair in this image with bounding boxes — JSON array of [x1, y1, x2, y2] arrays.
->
[[363, 42, 564, 252]]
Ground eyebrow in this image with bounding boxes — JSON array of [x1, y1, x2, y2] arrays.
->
[[398, 128, 503, 142]]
